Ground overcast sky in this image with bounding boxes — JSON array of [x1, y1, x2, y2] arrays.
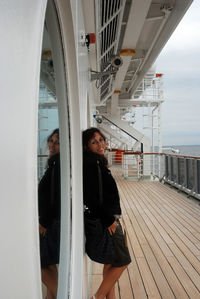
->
[[155, 0, 200, 145]]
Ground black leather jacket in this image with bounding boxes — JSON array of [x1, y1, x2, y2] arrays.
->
[[83, 151, 121, 227], [38, 153, 61, 228]]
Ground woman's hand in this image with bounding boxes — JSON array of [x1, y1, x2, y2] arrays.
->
[[108, 221, 118, 235], [39, 224, 47, 236]]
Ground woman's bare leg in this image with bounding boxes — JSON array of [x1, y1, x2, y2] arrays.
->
[[91, 264, 127, 299], [42, 265, 58, 299], [46, 288, 54, 299], [103, 265, 116, 299]]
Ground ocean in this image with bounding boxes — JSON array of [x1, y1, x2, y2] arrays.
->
[[162, 145, 200, 157]]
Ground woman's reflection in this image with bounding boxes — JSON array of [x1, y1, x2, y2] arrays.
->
[[39, 128, 60, 299]]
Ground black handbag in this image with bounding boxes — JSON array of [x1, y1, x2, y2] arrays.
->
[[84, 161, 113, 264]]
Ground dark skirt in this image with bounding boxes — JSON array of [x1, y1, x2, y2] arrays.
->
[[104, 220, 131, 267], [40, 220, 60, 268]]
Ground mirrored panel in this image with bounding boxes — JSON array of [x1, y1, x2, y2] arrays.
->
[[37, 3, 71, 297]]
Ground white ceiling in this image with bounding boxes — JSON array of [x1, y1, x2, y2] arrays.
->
[[83, 0, 193, 108]]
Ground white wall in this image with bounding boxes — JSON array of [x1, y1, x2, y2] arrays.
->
[[0, 1, 47, 298]]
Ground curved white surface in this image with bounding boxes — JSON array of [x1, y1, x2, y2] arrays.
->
[[56, 0, 86, 297], [0, 1, 47, 298]]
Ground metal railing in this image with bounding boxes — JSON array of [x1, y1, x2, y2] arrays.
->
[[107, 149, 200, 200], [164, 154, 200, 200], [122, 152, 142, 180], [107, 149, 143, 179]]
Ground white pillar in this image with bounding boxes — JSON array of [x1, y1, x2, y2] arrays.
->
[[111, 93, 120, 116]]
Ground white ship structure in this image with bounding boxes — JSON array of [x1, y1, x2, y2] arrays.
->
[[2, 0, 200, 298]]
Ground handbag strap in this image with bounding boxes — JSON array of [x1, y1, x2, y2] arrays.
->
[[97, 160, 103, 206]]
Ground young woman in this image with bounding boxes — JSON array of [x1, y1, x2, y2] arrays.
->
[[82, 127, 131, 299], [38, 128, 61, 299]]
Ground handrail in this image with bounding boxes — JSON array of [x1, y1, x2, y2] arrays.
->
[[101, 115, 138, 141], [144, 152, 200, 159], [123, 151, 200, 159], [123, 151, 142, 155], [108, 149, 200, 159], [107, 149, 200, 199]]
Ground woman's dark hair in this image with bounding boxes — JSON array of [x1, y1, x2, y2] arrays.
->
[[82, 127, 108, 166], [82, 127, 106, 151], [47, 128, 59, 143]]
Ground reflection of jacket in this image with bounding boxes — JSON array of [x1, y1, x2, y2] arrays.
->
[[83, 151, 121, 227], [38, 153, 60, 228]]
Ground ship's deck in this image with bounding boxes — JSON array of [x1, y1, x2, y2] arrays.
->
[[90, 166, 200, 298]]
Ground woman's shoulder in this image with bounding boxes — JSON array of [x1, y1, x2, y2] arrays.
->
[[83, 151, 98, 164], [48, 153, 60, 168], [83, 151, 108, 168]]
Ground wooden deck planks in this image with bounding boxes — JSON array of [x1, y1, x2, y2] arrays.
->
[[90, 167, 200, 298]]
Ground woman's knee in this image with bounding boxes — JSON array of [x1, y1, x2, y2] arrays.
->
[[123, 264, 128, 270], [120, 264, 128, 272], [103, 264, 112, 277], [48, 264, 58, 272]]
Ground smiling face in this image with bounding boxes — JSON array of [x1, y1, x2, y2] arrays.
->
[[48, 133, 60, 156], [88, 132, 105, 155]]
